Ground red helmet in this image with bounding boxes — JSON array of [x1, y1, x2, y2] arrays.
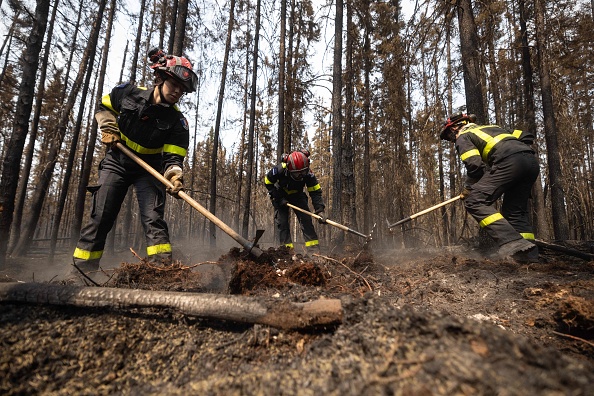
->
[[148, 48, 198, 93], [286, 151, 310, 180], [287, 151, 310, 172], [439, 113, 476, 140]]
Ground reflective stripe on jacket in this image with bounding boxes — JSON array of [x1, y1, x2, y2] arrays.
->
[[455, 124, 534, 181]]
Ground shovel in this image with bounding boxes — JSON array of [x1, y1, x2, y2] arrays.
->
[[114, 142, 264, 257], [286, 203, 372, 242], [388, 195, 462, 229]]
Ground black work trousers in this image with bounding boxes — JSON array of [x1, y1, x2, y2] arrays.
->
[[74, 148, 171, 266], [464, 151, 540, 246], [275, 192, 319, 248]]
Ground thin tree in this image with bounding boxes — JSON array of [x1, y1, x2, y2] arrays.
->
[[331, 0, 344, 242], [172, 0, 188, 55], [241, 0, 261, 238], [0, 0, 51, 268], [534, 0, 570, 239], [277, 0, 287, 161], [9, 0, 59, 254], [456, 0, 487, 122], [210, 0, 236, 247], [12, 0, 108, 257]]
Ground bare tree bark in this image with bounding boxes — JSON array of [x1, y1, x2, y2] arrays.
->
[[11, 0, 108, 257], [9, 2, 59, 254], [331, 0, 344, 241], [277, 0, 287, 161], [518, 0, 549, 240], [242, 0, 260, 238], [0, 282, 342, 330], [456, 0, 486, 122], [172, 0, 188, 55], [0, 0, 51, 268], [534, 0, 570, 239], [210, 0, 236, 246]]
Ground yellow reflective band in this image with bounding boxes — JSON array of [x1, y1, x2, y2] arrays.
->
[[460, 149, 480, 161], [101, 94, 119, 114], [73, 247, 103, 260], [265, 176, 274, 185], [512, 130, 522, 138], [479, 213, 504, 228], [146, 243, 172, 256], [282, 163, 287, 169], [284, 188, 298, 195], [285, 243, 294, 248], [163, 144, 187, 157], [120, 133, 163, 155], [521, 233, 535, 240], [469, 128, 514, 161], [307, 184, 321, 192], [305, 240, 319, 247]]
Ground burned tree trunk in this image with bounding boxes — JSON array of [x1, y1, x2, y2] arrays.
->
[[0, 283, 342, 331]]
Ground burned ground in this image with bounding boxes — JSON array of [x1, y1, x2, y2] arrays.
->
[[1, 242, 593, 395]]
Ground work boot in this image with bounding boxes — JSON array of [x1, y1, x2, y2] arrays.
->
[[497, 238, 537, 261], [511, 244, 539, 264]]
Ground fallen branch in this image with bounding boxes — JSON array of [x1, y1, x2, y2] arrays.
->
[[0, 282, 342, 331]]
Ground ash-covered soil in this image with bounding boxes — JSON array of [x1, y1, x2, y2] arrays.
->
[[1, 242, 593, 395]]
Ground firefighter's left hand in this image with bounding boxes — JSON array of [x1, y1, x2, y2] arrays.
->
[[165, 166, 184, 198], [316, 211, 327, 224], [460, 187, 471, 200]]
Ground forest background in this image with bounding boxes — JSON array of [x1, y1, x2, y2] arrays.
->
[[0, 0, 592, 268]]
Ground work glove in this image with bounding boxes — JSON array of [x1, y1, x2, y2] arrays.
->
[[270, 188, 288, 209], [460, 187, 471, 200], [315, 208, 327, 224], [95, 110, 121, 146], [164, 165, 184, 198], [316, 212, 327, 224]]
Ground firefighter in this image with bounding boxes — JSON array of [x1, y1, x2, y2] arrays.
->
[[72, 49, 198, 274], [265, 150, 326, 252], [440, 112, 539, 262]]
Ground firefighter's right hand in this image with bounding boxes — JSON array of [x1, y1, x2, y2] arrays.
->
[[164, 166, 184, 198], [460, 187, 471, 200], [96, 110, 121, 146]]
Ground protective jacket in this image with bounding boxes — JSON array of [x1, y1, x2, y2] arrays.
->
[[455, 123, 534, 183], [73, 84, 190, 268], [455, 123, 539, 248], [100, 82, 189, 172], [264, 162, 325, 248]]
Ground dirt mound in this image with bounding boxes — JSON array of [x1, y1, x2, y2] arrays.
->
[[1, 245, 594, 395]]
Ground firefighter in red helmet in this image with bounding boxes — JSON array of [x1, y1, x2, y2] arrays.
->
[[440, 112, 539, 262], [71, 49, 198, 279], [265, 149, 326, 252]]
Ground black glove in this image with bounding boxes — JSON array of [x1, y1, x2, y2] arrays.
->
[[316, 211, 327, 224], [270, 188, 288, 208], [460, 187, 471, 200]]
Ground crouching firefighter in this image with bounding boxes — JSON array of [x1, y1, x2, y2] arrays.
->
[[265, 150, 327, 253], [440, 112, 539, 262], [72, 48, 198, 273]]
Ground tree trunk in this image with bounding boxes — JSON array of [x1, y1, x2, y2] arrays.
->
[[534, 0, 570, 240], [210, 0, 236, 246], [277, 0, 287, 161], [9, 2, 59, 254], [12, 0, 108, 257], [0, 282, 342, 330], [331, 0, 344, 241], [342, 0, 357, 239], [172, 0, 188, 55], [456, 0, 486, 122], [241, 0, 260, 238], [0, 0, 51, 268], [518, 0, 549, 240]]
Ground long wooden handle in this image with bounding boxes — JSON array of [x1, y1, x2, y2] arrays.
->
[[388, 195, 462, 228], [115, 142, 263, 257], [286, 203, 370, 240]]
